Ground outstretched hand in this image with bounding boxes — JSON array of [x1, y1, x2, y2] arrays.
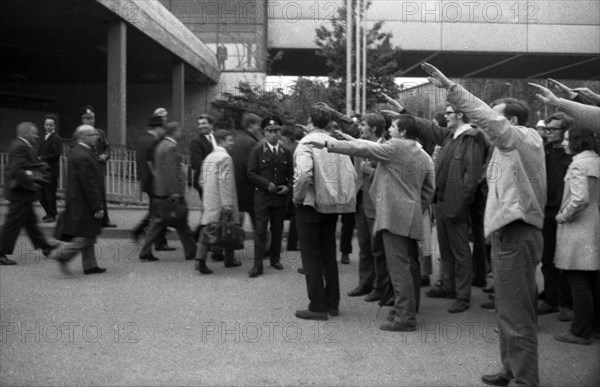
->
[[572, 87, 600, 106], [548, 78, 578, 100], [529, 83, 560, 107], [421, 62, 452, 89], [381, 92, 404, 111]]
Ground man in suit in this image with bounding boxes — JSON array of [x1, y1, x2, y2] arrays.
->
[[230, 112, 263, 228], [80, 105, 117, 228], [37, 114, 63, 223], [247, 117, 294, 278], [196, 129, 242, 271], [190, 114, 217, 200], [48, 125, 105, 275], [130, 116, 175, 252], [0, 122, 57, 266], [305, 114, 435, 330], [138, 122, 197, 263]]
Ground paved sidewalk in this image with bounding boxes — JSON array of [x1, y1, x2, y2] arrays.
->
[[1, 229, 599, 385]]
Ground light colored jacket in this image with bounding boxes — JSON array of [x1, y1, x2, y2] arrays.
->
[[200, 147, 240, 225], [327, 138, 435, 240], [555, 150, 600, 271], [293, 130, 357, 214], [447, 85, 547, 237]]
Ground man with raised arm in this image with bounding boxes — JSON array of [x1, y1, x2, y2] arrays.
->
[[422, 63, 546, 387]]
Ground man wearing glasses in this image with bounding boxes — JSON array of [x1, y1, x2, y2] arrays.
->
[[411, 103, 490, 314]]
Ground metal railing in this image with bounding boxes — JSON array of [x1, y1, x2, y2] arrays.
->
[[0, 150, 199, 206]]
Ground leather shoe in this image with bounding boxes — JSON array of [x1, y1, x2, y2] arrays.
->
[[43, 216, 56, 223], [554, 331, 592, 345], [195, 260, 213, 274], [42, 243, 59, 258], [379, 321, 416, 332], [102, 222, 118, 228], [0, 255, 17, 266], [448, 300, 469, 313], [537, 303, 559, 315], [328, 308, 339, 317], [84, 267, 106, 275], [347, 285, 372, 297], [224, 260, 242, 268], [340, 253, 350, 264], [139, 254, 159, 262], [481, 373, 510, 386], [364, 289, 382, 302], [482, 285, 495, 294], [295, 309, 328, 321], [249, 267, 263, 278], [481, 301, 495, 309], [297, 267, 306, 275], [559, 307, 574, 322], [155, 244, 176, 252], [271, 262, 283, 270], [426, 287, 456, 299], [211, 253, 224, 262]]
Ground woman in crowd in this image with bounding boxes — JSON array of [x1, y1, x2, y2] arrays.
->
[[553, 126, 600, 345]]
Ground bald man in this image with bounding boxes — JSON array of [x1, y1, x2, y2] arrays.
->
[[0, 122, 57, 265], [50, 125, 106, 275]]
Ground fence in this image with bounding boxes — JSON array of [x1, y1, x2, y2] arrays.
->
[[0, 148, 200, 206]]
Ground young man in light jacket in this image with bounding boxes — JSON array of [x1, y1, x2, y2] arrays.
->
[[423, 63, 546, 387], [293, 104, 357, 321]]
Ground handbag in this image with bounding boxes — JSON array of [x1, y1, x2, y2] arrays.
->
[[155, 197, 188, 228], [200, 212, 245, 250]]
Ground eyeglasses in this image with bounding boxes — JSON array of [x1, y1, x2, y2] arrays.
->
[[444, 111, 455, 116]]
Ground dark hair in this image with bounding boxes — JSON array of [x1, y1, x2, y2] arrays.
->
[[395, 115, 419, 140], [545, 112, 573, 130], [43, 114, 58, 125], [214, 129, 233, 143], [433, 112, 447, 128], [241, 112, 260, 130], [198, 114, 214, 125], [163, 121, 180, 136], [490, 98, 529, 126], [362, 113, 386, 138], [447, 105, 470, 123], [310, 105, 331, 129], [567, 126, 596, 154], [281, 126, 304, 142]]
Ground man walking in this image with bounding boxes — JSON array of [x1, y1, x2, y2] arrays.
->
[[50, 125, 106, 275], [0, 122, 57, 265]]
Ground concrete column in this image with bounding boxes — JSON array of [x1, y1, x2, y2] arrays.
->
[[107, 21, 127, 145], [172, 61, 185, 127]]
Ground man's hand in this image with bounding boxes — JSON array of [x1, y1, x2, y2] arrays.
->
[[276, 186, 290, 195], [267, 182, 278, 194], [94, 210, 104, 219], [529, 83, 560, 107], [548, 78, 578, 100], [573, 87, 600, 106], [304, 139, 326, 149], [421, 62, 453, 89], [222, 205, 233, 217], [333, 130, 354, 141], [98, 153, 109, 162], [168, 193, 182, 202], [380, 92, 405, 111]]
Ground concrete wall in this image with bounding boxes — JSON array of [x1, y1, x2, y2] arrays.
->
[[268, 0, 600, 53]]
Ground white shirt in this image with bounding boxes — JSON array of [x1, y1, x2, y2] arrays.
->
[[205, 133, 217, 148], [45, 132, 53, 141], [268, 143, 279, 155], [453, 124, 472, 140]]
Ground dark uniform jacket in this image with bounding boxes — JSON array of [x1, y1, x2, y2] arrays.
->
[[247, 142, 293, 209], [136, 131, 161, 195], [37, 131, 63, 178], [63, 143, 104, 238], [5, 138, 44, 203], [231, 129, 260, 212]]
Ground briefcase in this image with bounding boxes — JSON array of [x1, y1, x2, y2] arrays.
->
[[155, 198, 188, 228], [200, 213, 245, 250]]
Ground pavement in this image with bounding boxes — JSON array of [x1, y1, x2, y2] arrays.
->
[[1, 203, 599, 386]]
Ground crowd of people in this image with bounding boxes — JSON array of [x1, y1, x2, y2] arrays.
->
[[1, 63, 599, 386]]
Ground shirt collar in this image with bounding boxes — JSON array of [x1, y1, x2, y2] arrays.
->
[[78, 142, 91, 150], [453, 124, 472, 139], [18, 137, 33, 147], [165, 136, 177, 144]]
